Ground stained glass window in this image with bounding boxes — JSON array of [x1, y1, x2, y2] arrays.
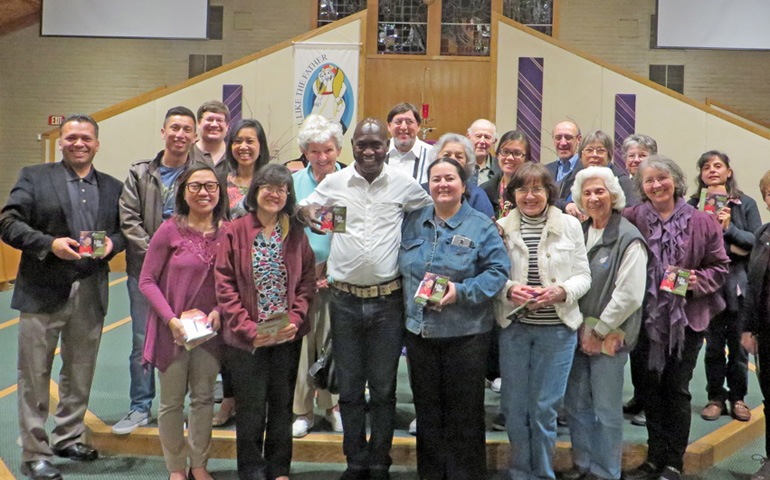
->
[[503, 0, 553, 36], [378, 0, 428, 54], [441, 0, 491, 56], [317, 0, 367, 27]]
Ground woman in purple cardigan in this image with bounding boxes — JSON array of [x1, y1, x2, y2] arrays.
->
[[215, 163, 316, 480], [140, 164, 229, 480], [622, 156, 729, 480]]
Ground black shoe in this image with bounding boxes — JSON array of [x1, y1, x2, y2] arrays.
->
[[560, 468, 588, 480], [492, 413, 506, 431], [340, 467, 370, 480], [623, 397, 643, 415], [657, 466, 681, 480], [624, 462, 660, 480], [52, 442, 98, 461], [20, 460, 62, 480], [630, 411, 646, 427]]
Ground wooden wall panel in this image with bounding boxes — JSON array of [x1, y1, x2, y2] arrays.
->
[[363, 58, 491, 141]]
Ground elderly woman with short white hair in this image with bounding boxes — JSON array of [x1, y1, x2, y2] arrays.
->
[[562, 166, 648, 480]]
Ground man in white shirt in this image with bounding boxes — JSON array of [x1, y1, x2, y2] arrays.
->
[[466, 118, 501, 185], [386, 103, 432, 184], [301, 118, 432, 480]]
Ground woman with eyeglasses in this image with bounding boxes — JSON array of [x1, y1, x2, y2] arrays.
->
[[480, 130, 533, 218], [215, 163, 316, 480], [496, 162, 591, 480], [139, 164, 228, 480]]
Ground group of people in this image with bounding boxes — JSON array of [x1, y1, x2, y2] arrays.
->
[[3, 99, 770, 480]]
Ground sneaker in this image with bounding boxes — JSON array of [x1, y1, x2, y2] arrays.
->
[[491, 377, 502, 393], [700, 400, 726, 421], [658, 466, 681, 480], [492, 413, 506, 431], [408, 418, 417, 436], [325, 410, 343, 432], [624, 461, 660, 480], [631, 411, 646, 427], [292, 415, 314, 438], [559, 467, 587, 480], [111, 410, 150, 435], [751, 455, 770, 480]]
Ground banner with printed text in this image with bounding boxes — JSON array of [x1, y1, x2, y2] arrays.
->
[[293, 43, 359, 135]]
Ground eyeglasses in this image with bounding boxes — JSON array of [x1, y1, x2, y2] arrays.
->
[[498, 149, 525, 159], [260, 185, 288, 197], [186, 182, 219, 193], [583, 147, 608, 155], [514, 187, 547, 195]]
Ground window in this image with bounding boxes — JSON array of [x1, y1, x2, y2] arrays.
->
[[189, 54, 223, 78], [441, 0, 492, 56], [649, 64, 684, 94], [378, 0, 428, 54], [503, 0, 553, 36], [208, 5, 224, 40], [317, 0, 366, 27]]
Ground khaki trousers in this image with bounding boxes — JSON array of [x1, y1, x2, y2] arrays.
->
[[293, 287, 338, 415], [157, 346, 220, 472], [18, 274, 105, 461]]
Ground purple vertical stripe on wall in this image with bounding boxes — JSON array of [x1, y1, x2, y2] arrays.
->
[[223, 85, 243, 125], [516, 57, 544, 163], [614, 94, 636, 171]]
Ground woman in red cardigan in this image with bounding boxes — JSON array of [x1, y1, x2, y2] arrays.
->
[[215, 163, 316, 480]]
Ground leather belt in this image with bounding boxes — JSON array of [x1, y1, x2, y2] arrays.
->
[[332, 278, 402, 298]]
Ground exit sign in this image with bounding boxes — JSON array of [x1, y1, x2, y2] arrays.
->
[[48, 115, 65, 126]]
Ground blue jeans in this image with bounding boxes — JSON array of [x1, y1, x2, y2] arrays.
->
[[127, 275, 155, 413], [499, 322, 577, 480], [564, 350, 628, 480], [329, 288, 405, 473]]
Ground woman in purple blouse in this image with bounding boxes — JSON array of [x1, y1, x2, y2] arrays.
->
[[621, 156, 729, 480], [140, 164, 229, 480]]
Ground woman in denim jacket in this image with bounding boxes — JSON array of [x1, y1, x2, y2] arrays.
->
[[399, 157, 511, 480]]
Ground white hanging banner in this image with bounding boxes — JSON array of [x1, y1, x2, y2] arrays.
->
[[293, 43, 359, 134]]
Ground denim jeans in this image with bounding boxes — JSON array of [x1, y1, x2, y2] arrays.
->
[[329, 288, 405, 473], [499, 322, 577, 480], [704, 307, 748, 403], [564, 350, 628, 480], [127, 275, 155, 413]]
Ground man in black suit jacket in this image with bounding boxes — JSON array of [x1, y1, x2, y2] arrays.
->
[[0, 114, 124, 480], [544, 121, 582, 212]]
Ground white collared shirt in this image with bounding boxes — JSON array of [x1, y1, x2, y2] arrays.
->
[[386, 138, 432, 184], [301, 163, 432, 285]]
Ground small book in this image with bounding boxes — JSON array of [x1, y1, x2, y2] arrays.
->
[[660, 265, 690, 296], [79, 231, 106, 258], [257, 312, 291, 337], [414, 272, 450, 311], [317, 206, 347, 233], [698, 190, 728, 216], [580, 316, 625, 356], [180, 308, 216, 350]]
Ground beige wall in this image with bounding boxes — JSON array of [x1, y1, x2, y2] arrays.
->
[[558, 0, 770, 127], [496, 21, 770, 222], [0, 0, 312, 201]]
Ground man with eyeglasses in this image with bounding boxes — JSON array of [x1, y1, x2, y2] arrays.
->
[[114, 106, 212, 435], [543, 121, 585, 214], [190, 100, 231, 178], [466, 119, 501, 186], [386, 103, 432, 184]]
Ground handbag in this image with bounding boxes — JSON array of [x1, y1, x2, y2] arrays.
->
[[308, 333, 339, 394]]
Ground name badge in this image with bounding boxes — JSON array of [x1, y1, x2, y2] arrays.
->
[[451, 235, 473, 248]]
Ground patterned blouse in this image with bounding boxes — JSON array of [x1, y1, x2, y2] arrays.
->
[[252, 221, 289, 322]]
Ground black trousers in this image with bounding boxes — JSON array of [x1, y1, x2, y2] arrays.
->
[[755, 334, 770, 457], [224, 340, 302, 479], [406, 331, 489, 480], [635, 327, 704, 471], [704, 307, 749, 403]]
